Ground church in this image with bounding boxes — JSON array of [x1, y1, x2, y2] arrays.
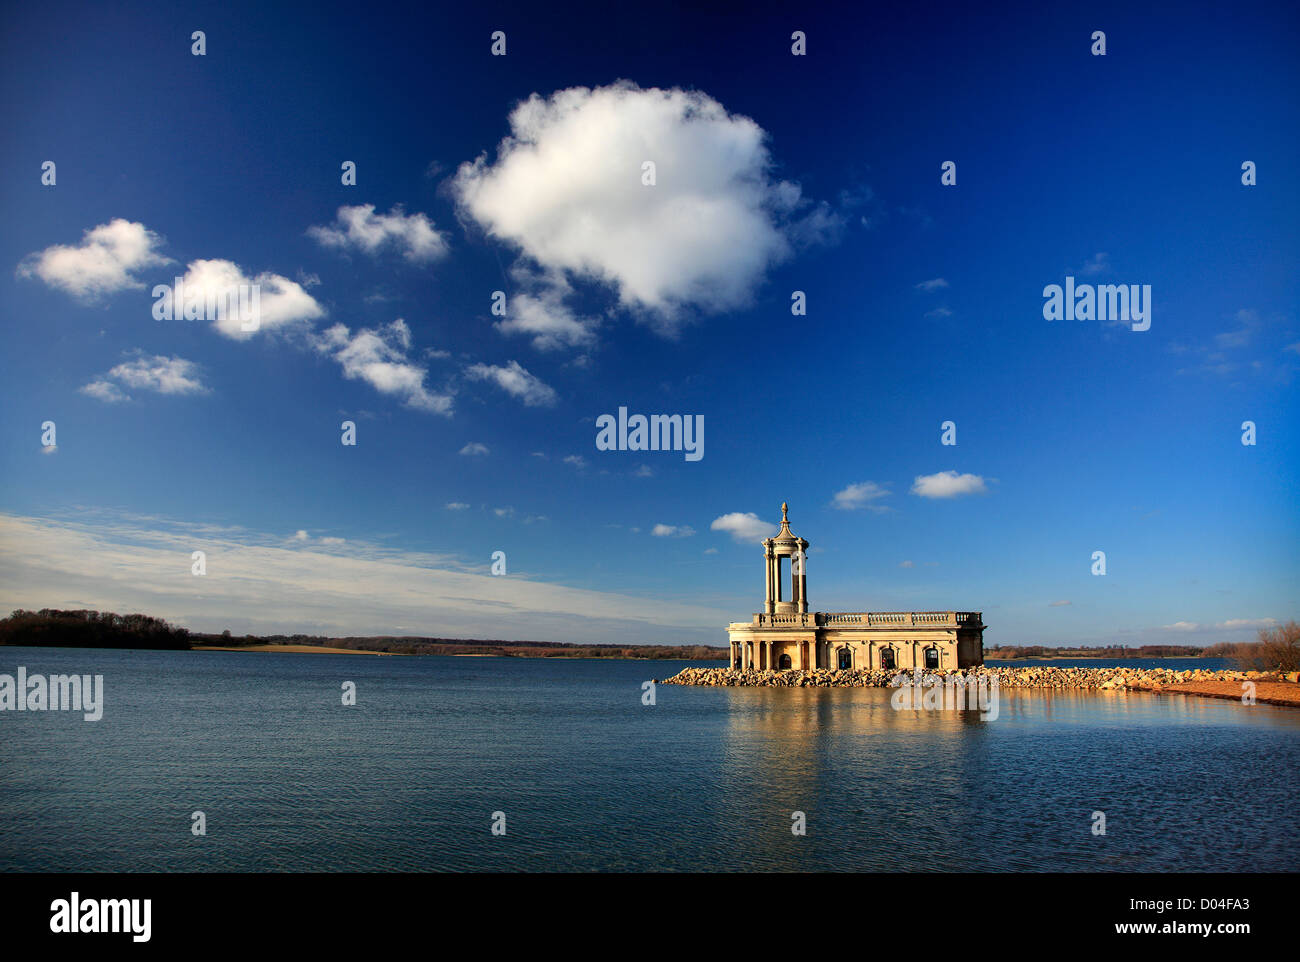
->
[[727, 504, 985, 672]]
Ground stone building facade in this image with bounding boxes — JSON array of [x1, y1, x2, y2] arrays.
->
[[726, 504, 985, 672]]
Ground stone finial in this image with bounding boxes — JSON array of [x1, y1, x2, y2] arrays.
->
[[782, 501, 788, 523]]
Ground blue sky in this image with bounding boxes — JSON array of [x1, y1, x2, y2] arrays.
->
[[1, 0, 1297, 645]]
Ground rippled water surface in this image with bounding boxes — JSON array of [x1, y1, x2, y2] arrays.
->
[[2, 647, 1297, 871]]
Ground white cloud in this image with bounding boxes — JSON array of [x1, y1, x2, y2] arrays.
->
[[291, 530, 310, 541], [464, 360, 557, 406], [1162, 621, 1200, 631], [0, 511, 729, 643], [497, 269, 599, 350], [1217, 618, 1277, 629], [1081, 252, 1110, 275], [563, 454, 587, 468], [453, 82, 828, 337], [308, 204, 450, 263], [831, 481, 890, 512], [911, 471, 989, 499], [79, 380, 129, 403], [19, 219, 171, 301], [652, 524, 695, 538], [915, 278, 948, 292], [179, 259, 324, 339], [899, 560, 914, 568], [1049, 600, 1072, 607], [459, 442, 490, 456], [80, 354, 208, 402], [313, 319, 453, 415], [710, 511, 777, 543], [925, 306, 953, 319], [445, 502, 470, 510]]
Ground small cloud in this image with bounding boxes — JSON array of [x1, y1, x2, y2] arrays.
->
[[79, 380, 130, 403], [291, 530, 310, 541], [1081, 252, 1110, 275], [18, 218, 171, 301], [319, 537, 345, 545], [710, 512, 777, 543], [1217, 617, 1276, 629], [632, 464, 654, 478], [493, 507, 514, 518], [1161, 621, 1200, 631], [459, 442, 490, 456], [832, 481, 890, 512], [1048, 600, 1072, 607], [80, 353, 209, 402], [308, 204, 450, 263], [464, 360, 558, 407], [911, 471, 989, 499], [924, 306, 953, 319], [703, 547, 718, 555], [445, 502, 470, 511], [915, 278, 948, 292], [563, 455, 588, 469], [899, 560, 914, 568], [652, 524, 695, 538], [312, 319, 452, 415]]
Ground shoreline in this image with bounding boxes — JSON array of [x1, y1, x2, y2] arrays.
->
[[192, 644, 405, 655], [660, 665, 1300, 708]]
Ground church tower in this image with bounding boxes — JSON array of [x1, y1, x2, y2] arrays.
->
[[763, 502, 809, 615]]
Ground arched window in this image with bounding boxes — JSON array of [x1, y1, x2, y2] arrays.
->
[[778, 653, 792, 669], [925, 647, 939, 669], [837, 647, 852, 670], [880, 647, 896, 671]]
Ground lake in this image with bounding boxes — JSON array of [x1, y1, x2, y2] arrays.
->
[[2, 647, 1296, 872]]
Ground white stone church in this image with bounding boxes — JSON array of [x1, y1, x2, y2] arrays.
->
[[727, 504, 985, 671]]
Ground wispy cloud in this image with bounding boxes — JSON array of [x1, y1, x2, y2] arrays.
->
[[464, 360, 557, 406], [81, 354, 209, 402], [313, 319, 453, 414], [308, 204, 450, 263], [831, 481, 890, 512], [651, 524, 694, 537], [0, 511, 728, 642]]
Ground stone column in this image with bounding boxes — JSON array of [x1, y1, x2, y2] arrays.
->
[[763, 549, 771, 613]]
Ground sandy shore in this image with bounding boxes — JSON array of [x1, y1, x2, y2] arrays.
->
[[192, 644, 403, 655]]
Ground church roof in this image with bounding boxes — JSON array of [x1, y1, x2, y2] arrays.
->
[[767, 502, 806, 544]]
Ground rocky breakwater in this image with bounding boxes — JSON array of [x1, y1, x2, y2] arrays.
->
[[660, 664, 1288, 693]]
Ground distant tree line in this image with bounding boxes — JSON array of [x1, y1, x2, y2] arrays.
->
[[0, 609, 190, 649], [986, 622, 1299, 672], [191, 631, 727, 660], [0, 609, 727, 660], [985, 643, 1211, 659]]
